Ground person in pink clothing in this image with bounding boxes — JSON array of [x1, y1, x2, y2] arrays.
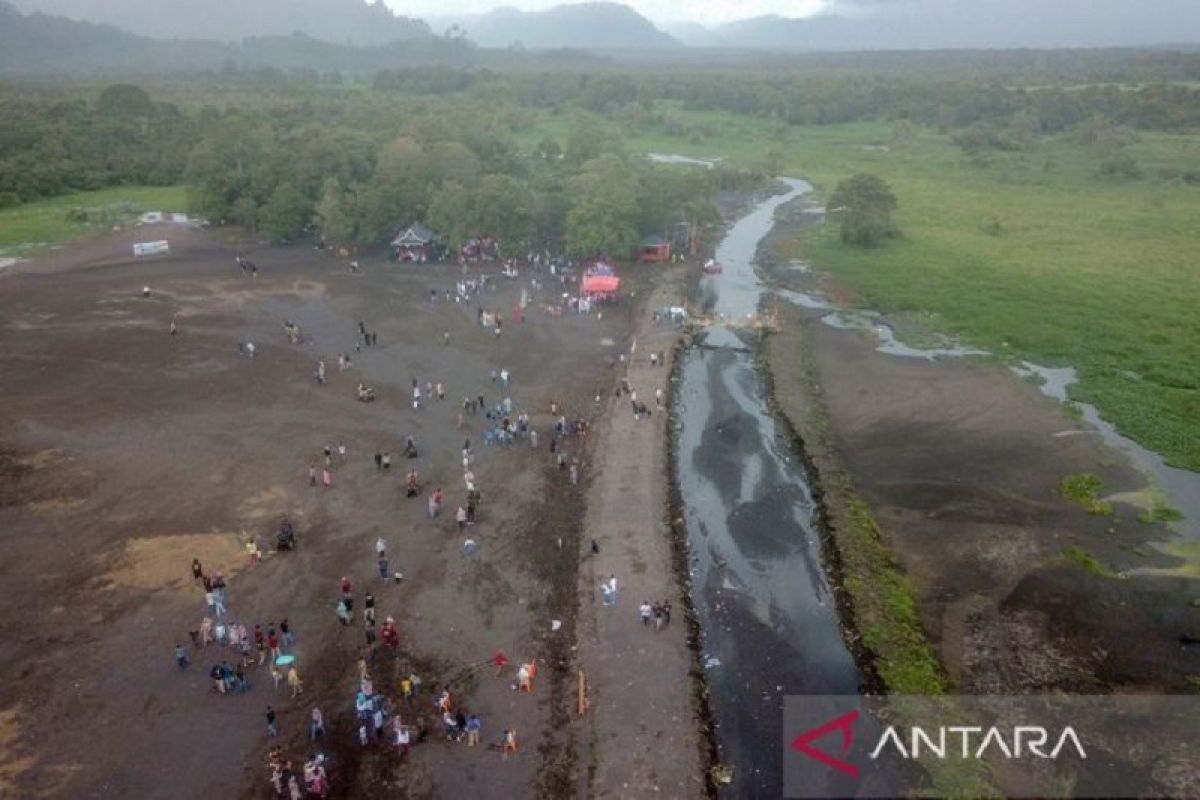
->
[[322, 467, 332, 488]]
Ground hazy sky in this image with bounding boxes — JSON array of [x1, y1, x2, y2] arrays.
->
[[388, 0, 831, 25]]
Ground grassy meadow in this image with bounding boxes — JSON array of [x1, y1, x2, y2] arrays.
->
[[525, 109, 1200, 472], [0, 185, 188, 257]]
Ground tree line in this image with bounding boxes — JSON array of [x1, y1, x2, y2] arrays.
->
[[185, 101, 720, 257]]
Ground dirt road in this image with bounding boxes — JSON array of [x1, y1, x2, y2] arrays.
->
[[574, 267, 707, 798]]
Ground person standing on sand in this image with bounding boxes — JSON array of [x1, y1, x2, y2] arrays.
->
[[640, 601, 652, 626], [602, 575, 618, 606], [175, 644, 189, 669], [191, 558, 203, 581], [311, 707, 326, 740], [322, 467, 332, 489], [288, 667, 303, 698], [309, 464, 317, 486], [280, 618, 293, 648], [266, 706, 278, 738]]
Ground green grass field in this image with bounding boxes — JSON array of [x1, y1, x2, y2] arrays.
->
[[524, 109, 1200, 471], [0, 185, 188, 257]]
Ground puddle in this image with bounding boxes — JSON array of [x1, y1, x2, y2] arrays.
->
[[773, 287, 834, 311], [646, 152, 719, 168], [1012, 362, 1200, 538], [820, 310, 990, 360]]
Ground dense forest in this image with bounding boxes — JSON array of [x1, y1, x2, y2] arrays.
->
[[3, 47, 1199, 253], [0, 81, 723, 256]]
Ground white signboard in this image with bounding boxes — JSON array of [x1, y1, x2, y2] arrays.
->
[[133, 240, 170, 257]]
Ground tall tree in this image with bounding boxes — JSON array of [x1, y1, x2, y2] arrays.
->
[[470, 174, 530, 255], [565, 154, 639, 257], [313, 177, 353, 246], [828, 173, 899, 247], [260, 182, 309, 243], [356, 136, 429, 244]]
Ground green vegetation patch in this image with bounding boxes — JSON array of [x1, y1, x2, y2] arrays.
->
[[836, 473, 946, 694], [1138, 502, 1185, 525], [1061, 545, 1121, 579], [0, 186, 187, 255], [1060, 473, 1114, 515]]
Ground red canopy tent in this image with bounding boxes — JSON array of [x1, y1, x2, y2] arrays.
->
[[581, 275, 620, 295]]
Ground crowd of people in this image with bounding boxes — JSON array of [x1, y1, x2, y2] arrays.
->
[[170, 249, 627, 798]]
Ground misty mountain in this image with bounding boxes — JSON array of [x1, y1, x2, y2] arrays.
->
[[0, 1, 607, 75], [671, 0, 1200, 51], [7, 0, 430, 45], [429, 2, 678, 50]]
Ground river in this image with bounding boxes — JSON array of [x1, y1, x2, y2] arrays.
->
[[674, 179, 861, 797]]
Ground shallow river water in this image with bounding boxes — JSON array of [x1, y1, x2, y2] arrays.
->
[[675, 180, 860, 797]]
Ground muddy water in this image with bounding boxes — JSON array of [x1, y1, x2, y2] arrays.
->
[[675, 180, 859, 797]]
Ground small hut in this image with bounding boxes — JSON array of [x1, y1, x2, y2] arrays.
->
[[391, 223, 438, 262], [638, 234, 671, 264]]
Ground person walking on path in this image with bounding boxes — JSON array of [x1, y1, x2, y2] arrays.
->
[[322, 467, 333, 489], [175, 644, 189, 669], [308, 464, 317, 486], [266, 706, 278, 738], [639, 601, 652, 626], [311, 707, 326, 740], [288, 667, 303, 698], [466, 714, 481, 746]]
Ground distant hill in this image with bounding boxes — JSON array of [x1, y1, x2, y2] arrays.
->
[[0, 1, 606, 75], [663, 2, 1200, 51], [429, 2, 679, 50], [7, 0, 430, 45]]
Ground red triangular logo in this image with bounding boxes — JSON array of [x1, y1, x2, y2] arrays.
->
[[791, 709, 860, 779]]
